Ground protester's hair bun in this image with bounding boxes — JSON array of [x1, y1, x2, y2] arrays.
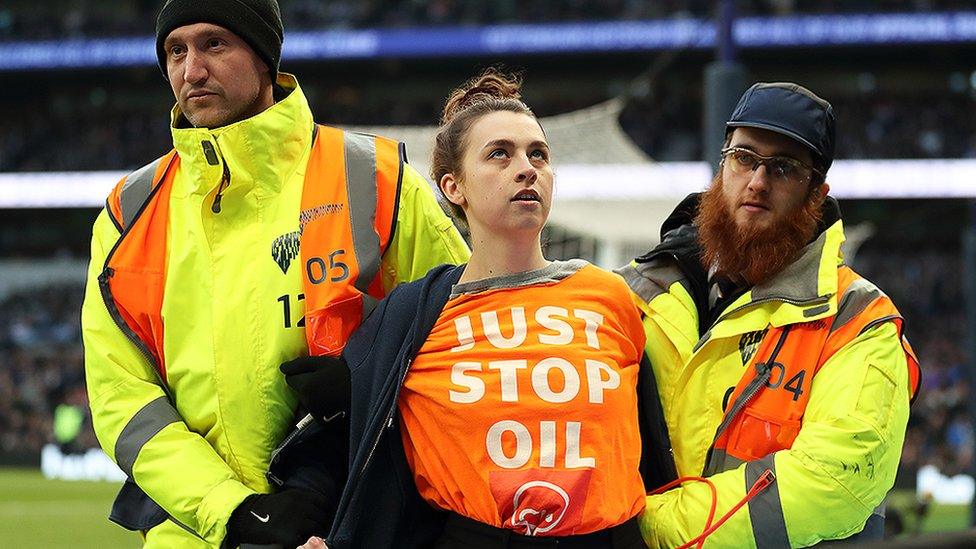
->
[[441, 69, 523, 124]]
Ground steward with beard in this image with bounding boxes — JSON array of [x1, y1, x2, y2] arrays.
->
[[617, 82, 920, 548]]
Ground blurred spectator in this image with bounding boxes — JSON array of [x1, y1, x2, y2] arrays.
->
[[0, 283, 94, 459], [0, 0, 972, 42], [1, 83, 974, 171]]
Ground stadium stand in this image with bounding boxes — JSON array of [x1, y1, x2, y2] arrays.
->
[[0, 283, 94, 462], [2, 1, 974, 41], [2, 85, 975, 171]]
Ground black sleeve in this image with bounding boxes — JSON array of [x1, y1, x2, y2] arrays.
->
[[637, 352, 679, 492]]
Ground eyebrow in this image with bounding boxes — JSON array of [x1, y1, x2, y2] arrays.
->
[[164, 27, 231, 48], [481, 139, 550, 151], [728, 143, 803, 162]]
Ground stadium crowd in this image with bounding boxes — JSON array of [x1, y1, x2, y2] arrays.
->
[[2, 86, 975, 172], [0, 282, 95, 460], [622, 90, 976, 162], [0, 0, 972, 42], [0, 248, 970, 489]]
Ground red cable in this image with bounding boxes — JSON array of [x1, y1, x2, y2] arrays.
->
[[648, 476, 717, 549], [648, 469, 776, 549]]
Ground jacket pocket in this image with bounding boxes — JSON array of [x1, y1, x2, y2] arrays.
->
[[305, 294, 364, 356], [728, 408, 801, 462]]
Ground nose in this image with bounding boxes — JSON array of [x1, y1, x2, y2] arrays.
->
[[745, 162, 770, 193], [514, 154, 538, 185], [183, 49, 209, 85]]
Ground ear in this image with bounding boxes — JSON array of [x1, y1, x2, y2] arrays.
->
[[816, 182, 830, 203], [439, 172, 466, 209], [808, 181, 829, 204]]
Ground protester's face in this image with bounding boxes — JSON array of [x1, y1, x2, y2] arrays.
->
[[721, 127, 816, 233], [163, 23, 273, 128], [440, 110, 553, 240]]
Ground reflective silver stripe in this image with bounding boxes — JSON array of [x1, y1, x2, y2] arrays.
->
[[168, 516, 205, 540], [703, 448, 745, 476], [615, 262, 686, 304], [830, 277, 882, 335], [343, 132, 381, 295], [859, 314, 900, 337], [802, 303, 830, 318], [119, 158, 162, 229], [115, 396, 181, 477], [746, 456, 790, 549]]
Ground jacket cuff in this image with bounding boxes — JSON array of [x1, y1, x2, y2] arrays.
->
[[196, 478, 255, 545]]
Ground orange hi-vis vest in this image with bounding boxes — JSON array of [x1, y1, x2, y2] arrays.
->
[[98, 125, 402, 385], [704, 265, 921, 475]]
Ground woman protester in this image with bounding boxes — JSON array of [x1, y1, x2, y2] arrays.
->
[[283, 69, 674, 549]]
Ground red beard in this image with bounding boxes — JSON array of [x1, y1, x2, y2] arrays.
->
[[695, 173, 823, 286]]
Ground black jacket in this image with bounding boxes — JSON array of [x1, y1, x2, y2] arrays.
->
[[270, 263, 677, 548]]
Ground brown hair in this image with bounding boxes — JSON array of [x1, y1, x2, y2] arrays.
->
[[431, 68, 538, 224]]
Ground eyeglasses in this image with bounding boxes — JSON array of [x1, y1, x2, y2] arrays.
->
[[720, 146, 823, 185]]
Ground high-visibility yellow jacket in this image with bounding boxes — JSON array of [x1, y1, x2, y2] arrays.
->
[[81, 74, 469, 547], [617, 196, 918, 548]]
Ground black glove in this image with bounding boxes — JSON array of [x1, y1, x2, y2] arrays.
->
[[280, 355, 351, 423], [226, 488, 331, 547]]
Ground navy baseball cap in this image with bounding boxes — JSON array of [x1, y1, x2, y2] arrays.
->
[[726, 82, 836, 173]]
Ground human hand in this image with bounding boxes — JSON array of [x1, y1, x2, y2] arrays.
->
[[226, 488, 331, 547], [298, 536, 329, 549], [280, 355, 351, 422]]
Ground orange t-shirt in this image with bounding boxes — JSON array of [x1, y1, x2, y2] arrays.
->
[[398, 260, 646, 536]]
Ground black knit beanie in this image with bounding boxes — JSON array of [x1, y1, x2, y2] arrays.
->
[[155, 0, 283, 77]]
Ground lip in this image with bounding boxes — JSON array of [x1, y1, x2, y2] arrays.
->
[[510, 189, 541, 203], [186, 90, 216, 100], [740, 201, 769, 212]]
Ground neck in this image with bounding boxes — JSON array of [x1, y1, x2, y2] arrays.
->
[[460, 229, 548, 283]]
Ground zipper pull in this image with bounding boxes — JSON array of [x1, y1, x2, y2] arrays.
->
[[98, 267, 115, 283], [205, 138, 230, 213], [211, 164, 230, 213]]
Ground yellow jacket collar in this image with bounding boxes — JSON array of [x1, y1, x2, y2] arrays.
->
[[720, 219, 847, 327], [169, 73, 314, 194]]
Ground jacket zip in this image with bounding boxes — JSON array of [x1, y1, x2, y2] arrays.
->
[[712, 295, 828, 329], [98, 268, 205, 541], [97, 268, 174, 402], [210, 138, 231, 213], [266, 413, 316, 487], [326, 266, 463, 544], [357, 357, 412, 480], [702, 325, 792, 474], [327, 355, 413, 544], [691, 294, 826, 354]]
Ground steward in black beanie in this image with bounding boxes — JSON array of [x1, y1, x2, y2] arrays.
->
[[155, 0, 283, 78]]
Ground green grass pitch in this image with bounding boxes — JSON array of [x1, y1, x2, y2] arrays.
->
[[0, 468, 139, 548], [0, 467, 970, 547]]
